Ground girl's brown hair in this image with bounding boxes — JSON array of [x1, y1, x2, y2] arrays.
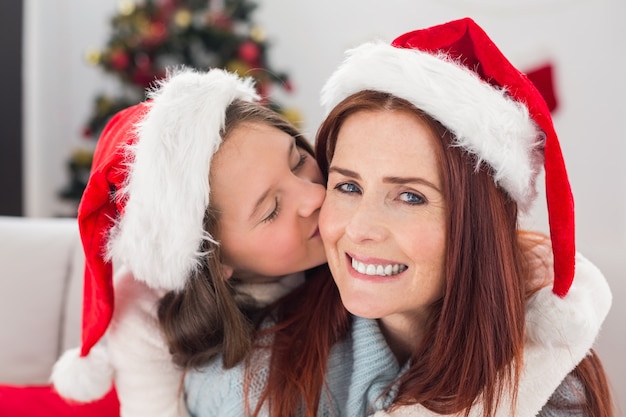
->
[[157, 100, 315, 370], [255, 90, 612, 417]]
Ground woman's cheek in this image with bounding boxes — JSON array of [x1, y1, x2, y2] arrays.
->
[[319, 198, 333, 242], [320, 196, 343, 243]]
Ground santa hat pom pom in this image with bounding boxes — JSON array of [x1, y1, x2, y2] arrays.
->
[[524, 255, 610, 350], [51, 345, 114, 403], [525, 286, 586, 348]]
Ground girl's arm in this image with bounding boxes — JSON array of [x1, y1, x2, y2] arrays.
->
[[108, 269, 188, 417]]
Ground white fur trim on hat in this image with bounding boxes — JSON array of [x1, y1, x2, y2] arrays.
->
[[321, 42, 543, 211], [107, 68, 259, 291]]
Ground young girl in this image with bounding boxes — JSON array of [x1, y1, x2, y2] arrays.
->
[[50, 67, 328, 416], [185, 18, 613, 417]]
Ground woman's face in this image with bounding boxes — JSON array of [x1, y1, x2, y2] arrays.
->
[[320, 109, 447, 331], [211, 121, 327, 283]]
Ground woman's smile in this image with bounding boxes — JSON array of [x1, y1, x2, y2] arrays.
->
[[346, 253, 408, 279]]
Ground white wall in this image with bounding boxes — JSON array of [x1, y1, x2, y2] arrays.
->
[[24, 0, 625, 412]]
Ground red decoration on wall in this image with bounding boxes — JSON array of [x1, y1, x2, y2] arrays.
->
[[526, 63, 559, 113]]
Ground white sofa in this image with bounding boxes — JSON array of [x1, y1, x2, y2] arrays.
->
[[0, 216, 83, 385]]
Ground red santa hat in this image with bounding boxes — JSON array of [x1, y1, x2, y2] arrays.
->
[[320, 17, 575, 298], [51, 68, 259, 402]]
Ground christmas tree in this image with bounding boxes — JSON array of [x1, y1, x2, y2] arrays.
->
[[59, 0, 298, 205]]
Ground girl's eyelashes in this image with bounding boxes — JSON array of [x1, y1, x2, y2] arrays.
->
[[261, 148, 311, 225], [262, 149, 307, 225], [292, 151, 307, 172], [262, 197, 280, 223]]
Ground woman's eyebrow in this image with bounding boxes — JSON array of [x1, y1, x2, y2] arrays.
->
[[328, 166, 360, 179], [383, 176, 441, 192], [329, 166, 440, 192]]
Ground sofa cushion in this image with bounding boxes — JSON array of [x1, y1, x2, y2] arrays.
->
[[62, 239, 84, 353], [0, 384, 119, 416], [0, 216, 83, 385]]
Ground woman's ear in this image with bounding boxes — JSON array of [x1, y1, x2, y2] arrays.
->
[[220, 263, 234, 280]]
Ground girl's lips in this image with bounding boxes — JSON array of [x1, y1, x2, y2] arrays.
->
[[309, 227, 320, 239]]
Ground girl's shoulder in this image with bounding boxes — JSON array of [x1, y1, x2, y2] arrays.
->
[[185, 346, 274, 417], [185, 357, 246, 417]]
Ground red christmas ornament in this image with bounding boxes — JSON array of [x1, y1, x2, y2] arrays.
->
[[143, 21, 168, 48], [134, 53, 153, 72], [208, 11, 233, 31], [238, 41, 260, 65], [159, 0, 178, 15], [82, 126, 94, 138], [109, 49, 130, 71], [131, 68, 156, 87]]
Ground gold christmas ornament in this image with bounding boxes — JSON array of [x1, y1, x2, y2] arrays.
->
[[135, 15, 151, 35], [96, 96, 113, 114], [280, 107, 304, 128], [250, 25, 266, 43], [85, 49, 102, 66], [174, 9, 193, 28], [71, 149, 94, 166], [226, 59, 251, 77], [117, 0, 135, 16]]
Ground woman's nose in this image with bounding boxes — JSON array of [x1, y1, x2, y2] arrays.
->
[[344, 199, 388, 243]]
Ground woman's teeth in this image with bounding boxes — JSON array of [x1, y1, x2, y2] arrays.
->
[[351, 258, 407, 276]]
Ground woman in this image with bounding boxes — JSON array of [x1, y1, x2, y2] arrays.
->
[[49, 67, 328, 417], [185, 18, 613, 417]]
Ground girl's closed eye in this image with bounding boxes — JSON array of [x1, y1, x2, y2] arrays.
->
[[292, 151, 307, 172], [262, 197, 280, 223], [262, 149, 308, 225]]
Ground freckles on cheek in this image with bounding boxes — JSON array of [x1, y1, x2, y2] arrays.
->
[[319, 201, 336, 237], [319, 205, 346, 247]]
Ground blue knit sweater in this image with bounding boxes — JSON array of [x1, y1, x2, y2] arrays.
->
[[185, 316, 398, 417], [185, 316, 585, 417]]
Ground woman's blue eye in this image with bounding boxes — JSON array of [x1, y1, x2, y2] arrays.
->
[[400, 192, 425, 205], [335, 183, 361, 194]]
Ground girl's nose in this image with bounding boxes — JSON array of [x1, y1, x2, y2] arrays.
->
[[297, 180, 326, 218]]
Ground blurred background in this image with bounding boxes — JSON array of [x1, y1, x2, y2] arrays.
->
[[0, 0, 624, 411]]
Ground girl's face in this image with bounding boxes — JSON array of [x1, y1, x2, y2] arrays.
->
[[211, 121, 326, 283], [320, 109, 447, 336]]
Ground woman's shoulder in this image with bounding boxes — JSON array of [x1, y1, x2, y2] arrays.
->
[[536, 372, 587, 417]]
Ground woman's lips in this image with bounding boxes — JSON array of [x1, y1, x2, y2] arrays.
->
[[345, 253, 407, 280]]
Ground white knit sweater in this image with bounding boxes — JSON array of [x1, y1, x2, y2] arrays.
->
[[107, 268, 304, 417]]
